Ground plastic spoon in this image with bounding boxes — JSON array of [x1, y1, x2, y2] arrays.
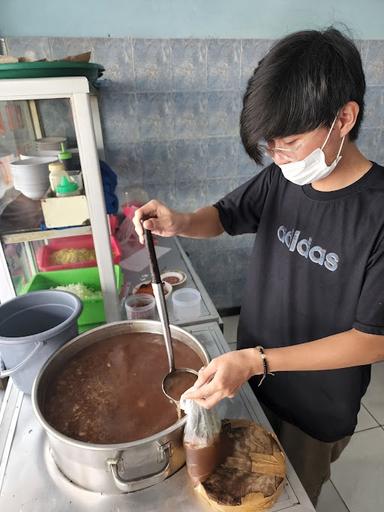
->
[[143, 228, 198, 405]]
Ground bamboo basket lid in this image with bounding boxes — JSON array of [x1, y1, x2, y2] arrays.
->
[[194, 419, 286, 512]]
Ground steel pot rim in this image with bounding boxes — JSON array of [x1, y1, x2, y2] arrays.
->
[[32, 320, 209, 451]]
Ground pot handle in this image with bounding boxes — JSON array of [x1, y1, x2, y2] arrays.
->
[[0, 341, 44, 378], [106, 443, 172, 493]]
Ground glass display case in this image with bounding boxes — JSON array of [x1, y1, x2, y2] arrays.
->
[[0, 76, 121, 326]]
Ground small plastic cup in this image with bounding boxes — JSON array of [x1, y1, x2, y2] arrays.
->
[[172, 288, 201, 321], [125, 293, 156, 320]]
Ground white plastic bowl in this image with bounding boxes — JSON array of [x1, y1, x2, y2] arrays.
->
[[10, 157, 56, 200]]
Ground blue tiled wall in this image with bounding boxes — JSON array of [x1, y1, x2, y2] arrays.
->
[[5, 37, 384, 310]]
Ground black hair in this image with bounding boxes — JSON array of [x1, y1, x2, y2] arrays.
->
[[240, 27, 366, 164]]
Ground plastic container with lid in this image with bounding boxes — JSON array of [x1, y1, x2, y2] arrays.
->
[[48, 161, 68, 192], [124, 293, 156, 320], [172, 288, 201, 321], [55, 175, 80, 197]]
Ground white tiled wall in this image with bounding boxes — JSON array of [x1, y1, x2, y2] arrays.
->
[[222, 315, 384, 512]]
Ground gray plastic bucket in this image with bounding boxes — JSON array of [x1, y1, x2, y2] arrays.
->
[[0, 290, 82, 394]]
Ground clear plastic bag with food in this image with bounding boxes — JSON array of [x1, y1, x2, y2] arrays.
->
[[116, 215, 142, 259], [180, 397, 222, 486]]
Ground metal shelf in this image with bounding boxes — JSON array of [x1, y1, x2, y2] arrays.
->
[[1, 225, 91, 244]]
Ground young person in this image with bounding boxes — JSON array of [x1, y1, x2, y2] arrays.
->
[[133, 28, 384, 505]]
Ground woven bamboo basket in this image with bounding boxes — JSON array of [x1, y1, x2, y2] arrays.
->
[[193, 419, 286, 512]]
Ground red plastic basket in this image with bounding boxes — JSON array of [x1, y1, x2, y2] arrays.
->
[[37, 234, 121, 272]]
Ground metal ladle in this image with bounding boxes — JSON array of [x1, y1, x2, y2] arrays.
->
[[143, 228, 198, 405]]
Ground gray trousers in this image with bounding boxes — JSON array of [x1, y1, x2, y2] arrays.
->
[[261, 404, 351, 507]]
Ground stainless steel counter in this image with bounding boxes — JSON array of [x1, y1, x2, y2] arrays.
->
[[122, 237, 222, 328], [0, 322, 314, 511]]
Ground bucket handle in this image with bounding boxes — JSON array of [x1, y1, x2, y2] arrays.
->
[[106, 442, 171, 492], [0, 340, 44, 378]]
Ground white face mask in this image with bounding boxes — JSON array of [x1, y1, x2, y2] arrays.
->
[[278, 116, 345, 186]]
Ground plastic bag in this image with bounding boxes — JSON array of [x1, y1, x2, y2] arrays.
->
[[181, 398, 221, 447], [180, 397, 222, 485], [116, 215, 142, 259], [117, 186, 150, 260], [122, 186, 149, 219]]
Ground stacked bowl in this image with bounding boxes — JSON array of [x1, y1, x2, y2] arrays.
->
[[10, 156, 57, 200]]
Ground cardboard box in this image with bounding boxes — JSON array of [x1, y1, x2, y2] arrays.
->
[[41, 195, 89, 228]]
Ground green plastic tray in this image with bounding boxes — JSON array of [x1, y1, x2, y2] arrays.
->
[[22, 265, 122, 326], [0, 61, 104, 82]]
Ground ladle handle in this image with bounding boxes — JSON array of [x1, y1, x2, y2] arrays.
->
[[144, 226, 162, 284], [144, 228, 175, 372]]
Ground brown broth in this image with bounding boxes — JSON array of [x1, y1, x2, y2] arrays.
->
[[163, 276, 180, 285], [184, 435, 222, 485], [43, 332, 203, 444]]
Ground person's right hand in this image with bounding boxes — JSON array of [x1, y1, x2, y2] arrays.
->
[[133, 199, 187, 244]]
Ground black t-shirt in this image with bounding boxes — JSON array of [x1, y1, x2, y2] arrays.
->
[[214, 162, 384, 442]]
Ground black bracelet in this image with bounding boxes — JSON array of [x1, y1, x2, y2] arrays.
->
[[255, 345, 275, 387]]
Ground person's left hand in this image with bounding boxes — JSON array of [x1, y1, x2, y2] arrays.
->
[[182, 349, 261, 409]]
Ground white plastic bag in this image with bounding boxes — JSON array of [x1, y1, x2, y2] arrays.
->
[[181, 397, 221, 447], [180, 397, 222, 485]]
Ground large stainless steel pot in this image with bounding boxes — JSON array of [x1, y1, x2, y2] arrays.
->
[[32, 320, 209, 494]]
